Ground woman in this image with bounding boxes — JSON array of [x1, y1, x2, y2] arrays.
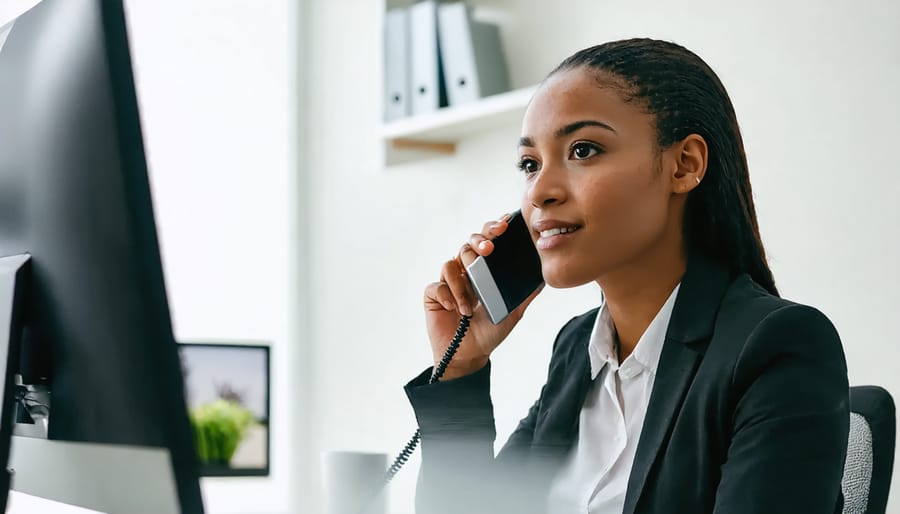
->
[[404, 38, 849, 514]]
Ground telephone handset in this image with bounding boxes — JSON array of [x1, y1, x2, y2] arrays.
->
[[360, 211, 544, 512], [466, 210, 544, 324]]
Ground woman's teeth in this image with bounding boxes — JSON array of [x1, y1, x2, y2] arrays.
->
[[539, 226, 579, 238]]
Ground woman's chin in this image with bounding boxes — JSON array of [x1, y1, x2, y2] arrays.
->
[[542, 268, 590, 289]]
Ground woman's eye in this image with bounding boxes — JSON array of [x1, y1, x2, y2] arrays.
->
[[571, 142, 600, 160], [516, 158, 540, 175]]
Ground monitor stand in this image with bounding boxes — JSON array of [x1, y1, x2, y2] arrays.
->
[[0, 255, 182, 513], [0, 254, 31, 514]]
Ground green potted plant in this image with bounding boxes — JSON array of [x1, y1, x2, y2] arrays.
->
[[190, 398, 254, 467]]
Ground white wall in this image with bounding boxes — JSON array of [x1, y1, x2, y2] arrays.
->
[[304, 1, 900, 513]]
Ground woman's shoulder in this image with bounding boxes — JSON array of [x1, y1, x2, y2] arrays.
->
[[718, 273, 839, 341], [713, 273, 846, 378], [544, 272, 846, 376]]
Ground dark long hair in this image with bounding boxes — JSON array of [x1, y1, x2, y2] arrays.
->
[[551, 38, 778, 296]]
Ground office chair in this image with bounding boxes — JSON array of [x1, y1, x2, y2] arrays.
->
[[841, 386, 895, 514]]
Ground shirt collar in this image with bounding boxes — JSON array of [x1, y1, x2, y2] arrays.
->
[[587, 282, 682, 380]]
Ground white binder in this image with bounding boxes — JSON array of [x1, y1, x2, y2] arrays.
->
[[409, 0, 447, 115], [383, 7, 410, 121], [437, 2, 510, 106]]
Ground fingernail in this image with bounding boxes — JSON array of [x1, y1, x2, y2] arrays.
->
[[478, 241, 489, 250], [499, 213, 510, 222], [461, 304, 472, 316]]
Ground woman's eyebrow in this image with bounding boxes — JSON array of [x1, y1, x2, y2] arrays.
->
[[555, 120, 617, 138], [518, 120, 618, 148]]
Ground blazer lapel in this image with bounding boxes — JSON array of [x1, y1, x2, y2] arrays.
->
[[622, 251, 733, 514], [533, 314, 594, 449], [526, 312, 595, 471]]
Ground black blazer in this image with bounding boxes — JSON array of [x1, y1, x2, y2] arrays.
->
[[404, 251, 850, 514]]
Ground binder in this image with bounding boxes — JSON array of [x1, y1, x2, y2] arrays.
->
[[409, 0, 447, 115], [437, 2, 510, 106], [383, 7, 410, 121]]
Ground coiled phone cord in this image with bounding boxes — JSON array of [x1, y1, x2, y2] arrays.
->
[[385, 313, 472, 481], [357, 314, 473, 513]]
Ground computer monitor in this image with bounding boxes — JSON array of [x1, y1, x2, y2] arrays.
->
[[0, 0, 203, 512]]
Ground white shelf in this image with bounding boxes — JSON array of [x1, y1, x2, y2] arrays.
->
[[380, 85, 537, 165]]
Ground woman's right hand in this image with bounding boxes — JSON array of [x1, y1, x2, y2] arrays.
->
[[423, 213, 544, 381]]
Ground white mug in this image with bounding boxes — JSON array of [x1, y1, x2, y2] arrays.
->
[[320, 451, 388, 514]]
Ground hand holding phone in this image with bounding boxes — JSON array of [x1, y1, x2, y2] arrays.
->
[[383, 211, 545, 488], [422, 211, 545, 381]]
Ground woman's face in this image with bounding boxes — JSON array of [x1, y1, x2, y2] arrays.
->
[[519, 67, 687, 288]]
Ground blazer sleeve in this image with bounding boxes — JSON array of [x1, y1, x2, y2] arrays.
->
[[403, 318, 576, 514], [404, 361, 551, 514], [713, 303, 850, 514]]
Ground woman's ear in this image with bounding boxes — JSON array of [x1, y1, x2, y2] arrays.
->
[[670, 134, 708, 194]]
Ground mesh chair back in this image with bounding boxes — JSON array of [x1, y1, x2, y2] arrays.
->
[[841, 386, 895, 514], [842, 412, 873, 513]]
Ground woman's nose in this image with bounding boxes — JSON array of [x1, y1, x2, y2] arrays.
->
[[527, 164, 567, 208]]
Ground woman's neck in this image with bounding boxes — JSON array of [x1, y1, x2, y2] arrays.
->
[[597, 243, 687, 363]]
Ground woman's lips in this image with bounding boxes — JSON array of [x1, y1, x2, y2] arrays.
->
[[536, 226, 581, 250]]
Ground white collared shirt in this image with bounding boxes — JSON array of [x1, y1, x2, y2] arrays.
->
[[546, 283, 681, 513]]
